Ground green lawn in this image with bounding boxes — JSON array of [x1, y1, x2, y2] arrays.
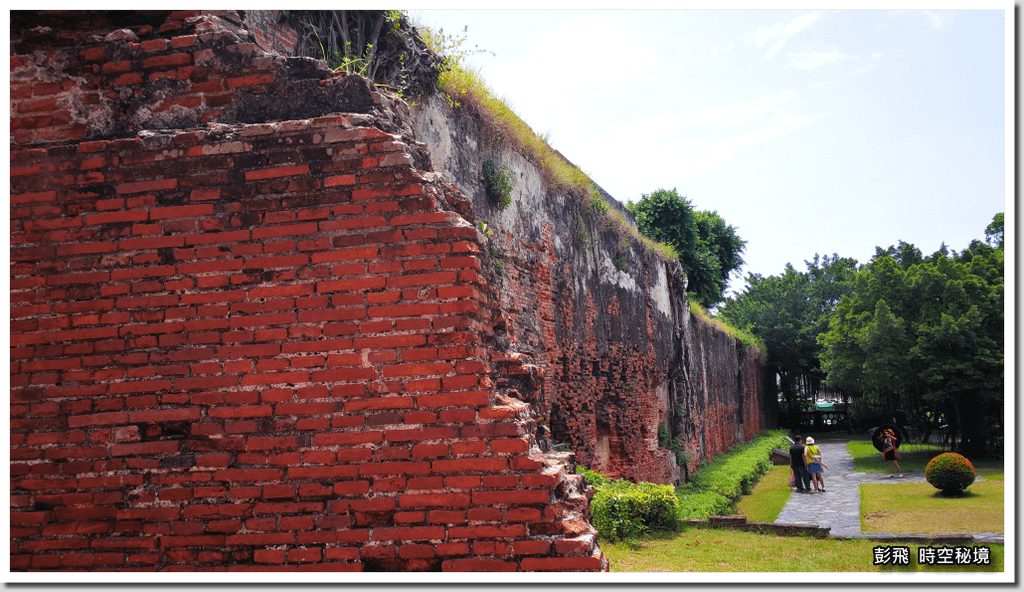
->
[[861, 479, 1004, 535], [602, 527, 1004, 572], [733, 465, 790, 523], [847, 438, 1003, 473], [601, 438, 1006, 574]]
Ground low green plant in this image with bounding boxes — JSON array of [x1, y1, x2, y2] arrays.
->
[[577, 465, 611, 489], [925, 452, 976, 494], [589, 479, 681, 542], [689, 300, 765, 353], [676, 430, 788, 519], [575, 214, 592, 250], [483, 158, 515, 209]]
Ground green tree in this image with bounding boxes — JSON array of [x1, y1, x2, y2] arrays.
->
[[985, 212, 1004, 248], [818, 216, 1003, 456], [718, 254, 857, 416], [628, 189, 746, 308]]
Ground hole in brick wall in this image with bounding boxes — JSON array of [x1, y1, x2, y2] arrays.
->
[[595, 402, 610, 437], [140, 421, 189, 440]]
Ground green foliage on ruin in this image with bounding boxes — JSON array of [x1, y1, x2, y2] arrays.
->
[[423, 40, 678, 263], [482, 158, 515, 209], [689, 300, 764, 353], [627, 188, 746, 309]]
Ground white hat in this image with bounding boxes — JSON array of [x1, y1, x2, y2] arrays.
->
[[806, 437, 815, 445]]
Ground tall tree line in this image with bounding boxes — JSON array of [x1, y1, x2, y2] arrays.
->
[[718, 214, 1004, 457]]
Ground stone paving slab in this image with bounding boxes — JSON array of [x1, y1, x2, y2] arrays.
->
[[774, 439, 1003, 544]]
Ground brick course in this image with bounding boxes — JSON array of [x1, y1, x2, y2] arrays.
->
[[10, 9, 771, 573], [10, 10, 606, 572]]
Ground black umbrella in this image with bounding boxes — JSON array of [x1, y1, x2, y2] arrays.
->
[[871, 425, 904, 452]]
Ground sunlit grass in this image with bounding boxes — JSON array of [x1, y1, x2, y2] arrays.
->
[[848, 439, 943, 473], [733, 465, 790, 523], [689, 301, 765, 353], [847, 440, 1002, 473], [601, 528, 1004, 572], [860, 479, 1004, 535]]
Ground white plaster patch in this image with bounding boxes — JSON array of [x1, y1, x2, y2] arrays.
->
[[651, 261, 672, 318], [597, 249, 637, 293]]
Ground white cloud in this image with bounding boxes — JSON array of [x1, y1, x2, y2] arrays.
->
[[923, 10, 953, 31], [645, 90, 799, 132], [786, 48, 848, 70], [751, 12, 822, 60], [517, 16, 665, 87]]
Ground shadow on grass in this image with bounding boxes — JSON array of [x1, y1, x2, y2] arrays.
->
[[933, 489, 979, 499]]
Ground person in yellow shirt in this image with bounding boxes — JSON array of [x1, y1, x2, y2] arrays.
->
[[804, 437, 829, 492]]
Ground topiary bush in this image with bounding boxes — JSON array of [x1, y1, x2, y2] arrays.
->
[[925, 452, 976, 494]]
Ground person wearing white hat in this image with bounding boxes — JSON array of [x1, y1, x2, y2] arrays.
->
[[805, 437, 829, 492]]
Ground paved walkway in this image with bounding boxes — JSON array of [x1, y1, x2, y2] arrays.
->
[[774, 439, 1003, 544]]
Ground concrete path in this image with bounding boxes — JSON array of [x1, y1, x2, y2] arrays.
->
[[774, 439, 1003, 543]]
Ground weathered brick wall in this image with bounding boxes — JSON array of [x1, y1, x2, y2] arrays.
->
[[9, 8, 772, 572], [411, 90, 771, 484], [10, 10, 606, 572]]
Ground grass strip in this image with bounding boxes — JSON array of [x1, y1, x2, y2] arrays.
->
[[860, 479, 1004, 535], [602, 528, 1004, 572], [733, 465, 791, 523]]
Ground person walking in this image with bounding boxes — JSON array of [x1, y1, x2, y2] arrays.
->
[[789, 435, 811, 493], [879, 429, 903, 478], [804, 437, 829, 492]]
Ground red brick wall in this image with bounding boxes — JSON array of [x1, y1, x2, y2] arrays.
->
[[411, 94, 772, 486], [10, 10, 606, 572]]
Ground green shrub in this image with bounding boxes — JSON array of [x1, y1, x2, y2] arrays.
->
[[579, 431, 787, 539], [675, 486, 734, 520], [590, 479, 681, 542], [577, 465, 611, 489], [482, 158, 514, 209], [925, 452, 976, 493], [675, 430, 787, 520]]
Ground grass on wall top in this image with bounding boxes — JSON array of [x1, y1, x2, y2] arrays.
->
[[435, 62, 678, 262], [689, 300, 765, 354]]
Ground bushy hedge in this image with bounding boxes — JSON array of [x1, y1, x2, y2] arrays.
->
[[579, 430, 788, 540], [925, 452, 976, 494], [589, 480, 681, 542], [687, 431, 783, 501]]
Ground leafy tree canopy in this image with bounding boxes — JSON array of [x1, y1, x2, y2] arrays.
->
[[628, 188, 746, 309], [817, 213, 1003, 456]]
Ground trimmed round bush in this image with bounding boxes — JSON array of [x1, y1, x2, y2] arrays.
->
[[925, 452, 976, 493]]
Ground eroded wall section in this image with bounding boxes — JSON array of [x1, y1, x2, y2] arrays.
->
[[10, 10, 605, 572]]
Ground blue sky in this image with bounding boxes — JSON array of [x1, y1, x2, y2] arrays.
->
[[412, 7, 1011, 298]]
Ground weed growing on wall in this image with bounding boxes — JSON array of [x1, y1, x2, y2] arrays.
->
[[689, 300, 764, 353], [574, 213, 593, 251], [483, 158, 515, 209]]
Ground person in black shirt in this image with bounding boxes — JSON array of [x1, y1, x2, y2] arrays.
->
[[789, 435, 811, 493]]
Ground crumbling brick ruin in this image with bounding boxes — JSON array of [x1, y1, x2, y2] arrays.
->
[[10, 10, 773, 572]]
